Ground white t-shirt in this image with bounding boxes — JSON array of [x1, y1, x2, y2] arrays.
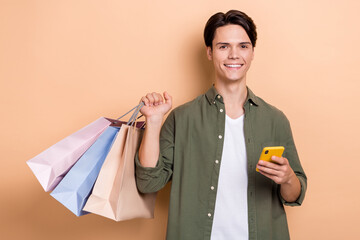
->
[[211, 114, 249, 240]]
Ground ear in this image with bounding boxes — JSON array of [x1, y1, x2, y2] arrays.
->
[[206, 46, 213, 60]]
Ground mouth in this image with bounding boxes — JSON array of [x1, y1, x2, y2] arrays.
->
[[224, 64, 244, 68]]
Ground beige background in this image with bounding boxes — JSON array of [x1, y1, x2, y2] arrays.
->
[[1, 0, 359, 239]]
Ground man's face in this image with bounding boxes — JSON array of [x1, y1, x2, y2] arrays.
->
[[207, 24, 254, 83]]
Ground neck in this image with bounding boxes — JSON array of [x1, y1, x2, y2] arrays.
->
[[213, 78, 248, 119], [214, 79, 248, 107]]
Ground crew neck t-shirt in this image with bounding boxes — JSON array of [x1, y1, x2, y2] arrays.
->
[[211, 114, 249, 240]]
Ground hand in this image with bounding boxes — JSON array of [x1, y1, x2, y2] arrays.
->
[[140, 92, 172, 123], [257, 156, 301, 202], [256, 156, 295, 185]]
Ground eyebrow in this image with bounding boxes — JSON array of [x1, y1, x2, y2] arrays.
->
[[216, 42, 252, 45]]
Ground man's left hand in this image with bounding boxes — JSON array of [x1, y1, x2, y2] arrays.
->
[[256, 156, 295, 185]]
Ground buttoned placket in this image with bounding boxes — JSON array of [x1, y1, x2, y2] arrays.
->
[[205, 94, 226, 239]]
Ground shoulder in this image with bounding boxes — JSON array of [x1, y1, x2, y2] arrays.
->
[[161, 94, 206, 131], [251, 92, 294, 139], [254, 94, 290, 125], [170, 93, 207, 118]]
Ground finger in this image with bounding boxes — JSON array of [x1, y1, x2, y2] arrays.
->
[[271, 156, 287, 165], [256, 163, 281, 176], [146, 93, 155, 106], [258, 169, 280, 183], [156, 92, 164, 105], [141, 96, 150, 106], [163, 91, 172, 105], [257, 160, 281, 171], [151, 92, 163, 106]]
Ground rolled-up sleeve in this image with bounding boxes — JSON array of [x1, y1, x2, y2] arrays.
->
[[135, 111, 175, 193], [278, 115, 307, 206]]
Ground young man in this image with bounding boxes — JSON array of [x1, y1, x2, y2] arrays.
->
[[135, 10, 307, 240]]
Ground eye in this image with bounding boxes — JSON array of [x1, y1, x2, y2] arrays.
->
[[240, 45, 249, 49], [219, 45, 228, 49]]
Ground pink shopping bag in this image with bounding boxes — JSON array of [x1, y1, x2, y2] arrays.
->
[[27, 117, 111, 192]]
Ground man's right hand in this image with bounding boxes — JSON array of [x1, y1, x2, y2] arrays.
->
[[140, 92, 172, 124], [138, 92, 172, 168]]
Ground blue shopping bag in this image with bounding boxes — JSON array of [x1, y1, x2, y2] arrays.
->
[[50, 126, 119, 216], [50, 103, 144, 216]]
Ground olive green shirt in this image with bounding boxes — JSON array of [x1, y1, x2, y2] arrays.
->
[[135, 86, 307, 240]]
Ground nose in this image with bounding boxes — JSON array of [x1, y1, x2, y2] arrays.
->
[[228, 46, 239, 59]]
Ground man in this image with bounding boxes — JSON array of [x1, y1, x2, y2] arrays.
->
[[135, 10, 307, 240]]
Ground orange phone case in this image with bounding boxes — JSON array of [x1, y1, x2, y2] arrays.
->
[[256, 146, 285, 172]]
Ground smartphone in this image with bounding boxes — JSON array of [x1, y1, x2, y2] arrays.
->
[[256, 146, 285, 172]]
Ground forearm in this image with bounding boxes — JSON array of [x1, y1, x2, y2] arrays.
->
[[280, 173, 301, 203], [138, 117, 163, 168], [138, 91, 172, 168]]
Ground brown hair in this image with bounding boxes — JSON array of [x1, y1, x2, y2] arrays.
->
[[204, 10, 257, 48]]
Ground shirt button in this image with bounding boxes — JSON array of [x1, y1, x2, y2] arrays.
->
[[211, 186, 215, 190], [217, 95, 221, 99], [208, 213, 212, 217], [215, 160, 219, 164], [213, 101, 216, 104], [220, 109, 223, 113], [250, 103, 253, 106], [218, 135, 222, 139]]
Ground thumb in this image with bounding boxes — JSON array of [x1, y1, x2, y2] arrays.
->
[[163, 91, 172, 105]]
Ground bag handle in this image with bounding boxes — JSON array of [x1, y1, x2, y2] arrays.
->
[[116, 104, 140, 121], [113, 102, 144, 127], [128, 102, 144, 126]]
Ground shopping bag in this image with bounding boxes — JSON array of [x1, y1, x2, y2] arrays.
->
[[50, 126, 119, 216], [27, 117, 111, 192], [49, 104, 145, 216], [83, 108, 156, 221]]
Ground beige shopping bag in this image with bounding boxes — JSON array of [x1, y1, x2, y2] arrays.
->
[[83, 124, 156, 221]]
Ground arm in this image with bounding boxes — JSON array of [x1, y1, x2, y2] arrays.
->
[[135, 92, 174, 193], [138, 92, 172, 167], [256, 115, 306, 204]]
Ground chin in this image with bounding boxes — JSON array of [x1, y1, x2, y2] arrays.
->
[[225, 76, 245, 82]]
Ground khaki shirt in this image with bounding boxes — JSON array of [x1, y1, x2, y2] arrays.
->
[[135, 86, 307, 240]]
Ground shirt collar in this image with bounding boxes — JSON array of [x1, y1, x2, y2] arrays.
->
[[205, 85, 259, 106]]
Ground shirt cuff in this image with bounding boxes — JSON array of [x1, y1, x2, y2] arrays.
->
[[134, 151, 164, 180], [279, 174, 307, 206]]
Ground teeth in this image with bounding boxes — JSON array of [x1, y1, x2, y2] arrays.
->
[[225, 64, 242, 67]]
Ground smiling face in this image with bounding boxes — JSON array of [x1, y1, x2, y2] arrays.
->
[[207, 24, 254, 84]]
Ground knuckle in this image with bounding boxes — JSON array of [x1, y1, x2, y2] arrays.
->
[[152, 93, 159, 99]]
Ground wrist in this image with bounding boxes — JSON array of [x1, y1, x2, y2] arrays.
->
[[282, 171, 297, 186], [146, 115, 164, 126]]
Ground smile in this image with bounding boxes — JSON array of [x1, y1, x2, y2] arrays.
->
[[224, 64, 243, 68]]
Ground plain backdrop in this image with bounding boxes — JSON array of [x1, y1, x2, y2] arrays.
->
[[1, 0, 359, 239]]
